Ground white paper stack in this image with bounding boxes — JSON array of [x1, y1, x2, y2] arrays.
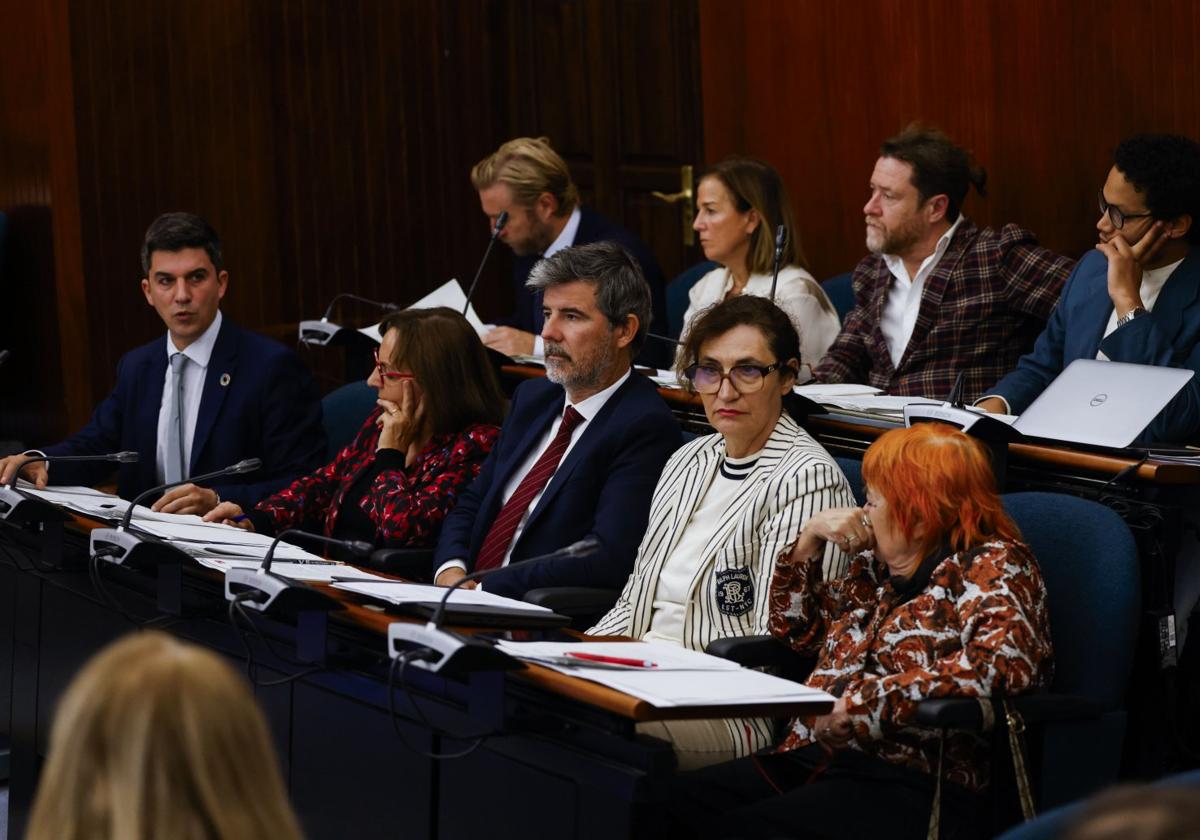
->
[[332, 580, 553, 614], [496, 640, 834, 709]]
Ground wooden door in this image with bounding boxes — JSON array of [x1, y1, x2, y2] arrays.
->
[[495, 0, 706, 283]]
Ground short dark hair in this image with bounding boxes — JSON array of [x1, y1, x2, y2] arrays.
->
[[141, 212, 224, 274], [676, 295, 800, 386], [1114, 133, 1200, 245], [525, 241, 652, 354], [378, 307, 505, 435], [880, 125, 987, 223]]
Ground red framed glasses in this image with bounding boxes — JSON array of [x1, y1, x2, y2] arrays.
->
[[373, 349, 415, 382]]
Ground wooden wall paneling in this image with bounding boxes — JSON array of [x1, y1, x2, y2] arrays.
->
[[699, 0, 1200, 283], [0, 0, 86, 443]]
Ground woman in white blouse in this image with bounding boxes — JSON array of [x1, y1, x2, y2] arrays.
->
[[591, 296, 854, 770], [683, 157, 840, 381]]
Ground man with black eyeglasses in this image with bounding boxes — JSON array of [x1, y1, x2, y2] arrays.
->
[[978, 133, 1200, 443]]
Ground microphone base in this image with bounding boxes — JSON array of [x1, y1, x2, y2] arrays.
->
[[388, 622, 524, 679], [225, 567, 341, 617], [0, 486, 68, 524], [298, 319, 343, 346], [90, 527, 189, 568]]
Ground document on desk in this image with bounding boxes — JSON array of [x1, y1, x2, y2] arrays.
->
[[494, 640, 741, 671], [332, 580, 554, 613], [191, 556, 385, 582], [495, 640, 832, 707], [12, 482, 219, 526], [14, 482, 128, 520], [127, 520, 329, 563], [597, 667, 834, 708]]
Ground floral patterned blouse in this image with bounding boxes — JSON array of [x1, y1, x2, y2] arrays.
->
[[768, 539, 1053, 792], [252, 408, 499, 548]]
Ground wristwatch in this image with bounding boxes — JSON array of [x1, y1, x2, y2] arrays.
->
[[1116, 306, 1148, 328]]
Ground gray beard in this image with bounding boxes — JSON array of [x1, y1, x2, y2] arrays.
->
[[544, 339, 614, 392]]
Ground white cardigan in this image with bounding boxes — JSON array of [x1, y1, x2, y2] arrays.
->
[[681, 265, 841, 375], [590, 413, 854, 756]]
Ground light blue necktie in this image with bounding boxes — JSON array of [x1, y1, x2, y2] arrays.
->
[[164, 352, 188, 483]]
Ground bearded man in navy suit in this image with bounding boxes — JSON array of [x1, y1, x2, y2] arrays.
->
[[470, 136, 668, 364], [0, 212, 325, 513], [434, 241, 681, 599]]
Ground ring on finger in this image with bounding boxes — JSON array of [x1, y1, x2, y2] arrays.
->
[[860, 514, 871, 529]]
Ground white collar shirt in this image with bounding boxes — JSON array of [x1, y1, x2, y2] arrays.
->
[[155, 310, 223, 482], [879, 214, 964, 367], [435, 366, 631, 580]]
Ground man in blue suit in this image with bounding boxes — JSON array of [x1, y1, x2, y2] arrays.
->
[[470, 136, 668, 363], [434, 241, 682, 599], [0, 212, 325, 512], [978, 134, 1200, 443]]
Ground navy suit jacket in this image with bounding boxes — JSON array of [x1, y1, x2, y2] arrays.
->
[[508, 205, 669, 343], [433, 372, 682, 599], [987, 247, 1200, 443], [43, 318, 327, 506]]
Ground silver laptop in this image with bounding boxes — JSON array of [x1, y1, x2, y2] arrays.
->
[[1013, 359, 1194, 448]]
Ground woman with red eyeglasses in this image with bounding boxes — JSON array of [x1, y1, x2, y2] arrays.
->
[[204, 307, 504, 552]]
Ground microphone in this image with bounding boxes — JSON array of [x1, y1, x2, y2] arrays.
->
[[299, 294, 400, 346], [225, 528, 372, 615], [769, 224, 786, 302], [462, 210, 509, 316], [946, 370, 967, 408], [387, 537, 599, 678], [0, 451, 140, 522], [0, 349, 10, 367], [89, 458, 262, 567], [645, 332, 682, 347]]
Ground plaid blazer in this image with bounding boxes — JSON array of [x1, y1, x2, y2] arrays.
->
[[813, 220, 1075, 402]]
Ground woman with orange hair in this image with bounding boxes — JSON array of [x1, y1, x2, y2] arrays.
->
[[669, 423, 1054, 839]]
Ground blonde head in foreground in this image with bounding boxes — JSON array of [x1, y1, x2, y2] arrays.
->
[[27, 630, 302, 840]]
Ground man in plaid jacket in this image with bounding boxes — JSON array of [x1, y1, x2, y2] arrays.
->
[[813, 126, 1075, 403]]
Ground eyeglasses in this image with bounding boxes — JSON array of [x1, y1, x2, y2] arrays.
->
[[683, 362, 785, 394], [372, 349, 415, 382], [1098, 190, 1154, 230]]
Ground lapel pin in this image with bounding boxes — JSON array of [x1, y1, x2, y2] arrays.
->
[[220, 373, 232, 387]]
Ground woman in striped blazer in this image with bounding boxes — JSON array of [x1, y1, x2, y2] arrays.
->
[[590, 295, 855, 769]]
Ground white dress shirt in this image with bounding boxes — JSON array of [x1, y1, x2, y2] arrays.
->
[[436, 367, 631, 580], [1097, 257, 1184, 360], [155, 310, 223, 482], [879, 215, 964, 367], [531, 206, 583, 357]]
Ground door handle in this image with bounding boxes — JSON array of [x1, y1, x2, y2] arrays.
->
[[651, 164, 695, 246]]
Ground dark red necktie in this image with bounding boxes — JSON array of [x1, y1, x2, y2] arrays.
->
[[474, 405, 584, 572]]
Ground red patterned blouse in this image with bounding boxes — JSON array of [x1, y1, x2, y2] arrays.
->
[[252, 408, 499, 548], [768, 540, 1053, 792]]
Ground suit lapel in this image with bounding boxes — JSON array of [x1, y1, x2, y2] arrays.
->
[[189, 320, 237, 473], [898, 221, 975, 369], [136, 347, 169, 487], [1146, 249, 1200, 346], [522, 374, 630, 532], [482, 386, 561, 519]]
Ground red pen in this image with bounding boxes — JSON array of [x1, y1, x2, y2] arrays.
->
[[566, 651, 658, 668]]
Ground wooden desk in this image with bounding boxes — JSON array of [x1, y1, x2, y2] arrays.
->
[[500, 363, 1200, 779], [0, 513, 828, 840]]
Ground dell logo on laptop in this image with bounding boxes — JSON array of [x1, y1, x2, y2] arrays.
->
[[1090, 393, 1108, 407]]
